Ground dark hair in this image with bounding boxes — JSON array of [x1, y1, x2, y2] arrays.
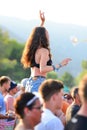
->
[[21, 26, 51, 68], [39, 79, 64, 101], [0, 76, 11, 87], [14, 92, 38, 119], [70, 87, 79, 99]]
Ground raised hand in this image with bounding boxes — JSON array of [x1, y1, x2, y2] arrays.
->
[[39, 10, 45, 26], [60, 58, 72, 66]]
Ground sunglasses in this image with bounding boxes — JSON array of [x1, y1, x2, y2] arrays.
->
[[32, 104, 43, 110]]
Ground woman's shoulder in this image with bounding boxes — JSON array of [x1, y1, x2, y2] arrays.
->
[[38, 47, 49, 53]]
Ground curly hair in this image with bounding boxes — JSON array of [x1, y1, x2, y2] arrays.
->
[[21, 27, 51, 68]]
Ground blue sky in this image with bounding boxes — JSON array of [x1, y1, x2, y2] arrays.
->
[[0, 0, 87, 26]]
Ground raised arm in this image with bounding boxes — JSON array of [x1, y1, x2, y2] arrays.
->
[[39, 10, 45, 26]]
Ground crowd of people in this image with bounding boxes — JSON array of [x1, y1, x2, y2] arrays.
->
[[0, 11, 87, 130], [0, 74, 87, 130]]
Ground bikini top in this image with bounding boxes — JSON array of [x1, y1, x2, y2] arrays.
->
[[31, 58, 52, 68]]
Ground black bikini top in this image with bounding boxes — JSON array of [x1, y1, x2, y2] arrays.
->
[[31, 58, 52, 68]]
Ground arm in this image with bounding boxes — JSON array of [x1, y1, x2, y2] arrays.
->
[[39, 10, 45, 26], [39, 48, 72, 73], [0, 114, 9, 119], [54, 58, 72, 71]]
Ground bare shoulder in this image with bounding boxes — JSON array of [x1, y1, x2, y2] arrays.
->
[[38, 48, 49, 54]]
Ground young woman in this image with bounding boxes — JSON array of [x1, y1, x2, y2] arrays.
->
[[21, 11, 71, 92], [14, 92, 43, 130]]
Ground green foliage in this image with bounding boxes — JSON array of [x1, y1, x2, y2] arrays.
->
[[46, 71, 58, 79], [75, 70, 87, 84], [0, 58, 17, 70], [0, 28, 9, 41], [60, 72, 75, 88], [81, 60, 87, 70], [8, 40, 24, 62], [0, 41, 6, 59], [0, 28, 30, 81], [76, 60, 87, 84]]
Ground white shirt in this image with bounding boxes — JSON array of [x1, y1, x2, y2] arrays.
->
[[35, 108, 64, 130]]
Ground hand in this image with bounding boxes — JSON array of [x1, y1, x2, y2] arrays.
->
[[61, 58, 72, 66], [0, 114, 10, 119], [55, 109, 66, 125], [39, 10, 45, 26], [7, 110, 15, 118], [59, 113, 66, 125]]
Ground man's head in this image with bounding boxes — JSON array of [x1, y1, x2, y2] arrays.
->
[[39, 79, 64, 109], [8, 81, 17, 95], [0, 76, 11, 91]]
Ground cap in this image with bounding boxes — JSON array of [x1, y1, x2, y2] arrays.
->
[[9, 81, 17, 91]]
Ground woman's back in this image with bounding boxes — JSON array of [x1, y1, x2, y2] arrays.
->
[[31, 47, 52, 77]]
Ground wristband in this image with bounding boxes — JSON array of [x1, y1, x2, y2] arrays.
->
[[52, 65, 59, 72], [58, 63, 62, 68], [52, 65, 56, 71]]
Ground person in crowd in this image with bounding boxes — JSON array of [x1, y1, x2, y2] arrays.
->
[[64, 74, 87, 130], [15, 78, 28, 98], [0, 76, 11, 115], [0, 76, 11, 129], [65, 87, 81, 123], [4, 81, 18, 115], [14, 92, 43, 130], [35, 79, 64, 130], [21, 78, 29, 92], [61, 99, 69, 115], [63, 93, 73, 104], [21, 11, 71, 92]]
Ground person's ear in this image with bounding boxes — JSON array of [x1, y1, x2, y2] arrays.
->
[[52, 93, 57, 101], [24, 107, 30, 115]]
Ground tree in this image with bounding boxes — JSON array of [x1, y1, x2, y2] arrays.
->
[[82, 60, 87, 70], [0, 28, 31, 81], [61, 72, 75, 88], [75, 70, 87, 84], [0, 29, 11, 58], [8, 40, 24, 61], [0, 28, 9, 40], [75, 60, 87, 84], [46, 71, 58, 79]]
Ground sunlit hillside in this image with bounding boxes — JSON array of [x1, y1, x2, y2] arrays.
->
[[0, 16, 87, 77]]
